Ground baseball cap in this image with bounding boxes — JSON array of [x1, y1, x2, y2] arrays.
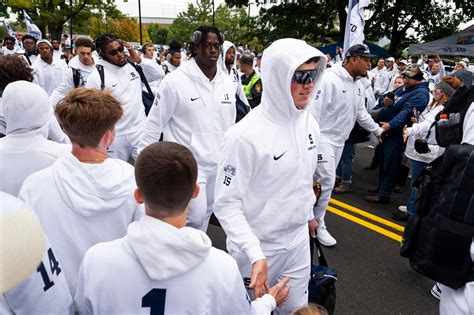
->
[[461, 57, 469, 64], [456, 61, 467, 69], [398, 59, 408, 65], [0, 208, 45, 293], [240, 52, 254, 65], [385, 57, 395, 62], [402, 64, 424, 81], [345, 44, 375, 58], [452, 69, 473, 87], [37, 39, 52, 48]]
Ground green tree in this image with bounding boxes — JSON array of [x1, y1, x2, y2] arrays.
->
[[147, 23, 169, 44], [0, 0, 121, 39]]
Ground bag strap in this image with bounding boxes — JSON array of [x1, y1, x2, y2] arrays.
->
[[24, 53, 32, 66], [71, 67, 81, 88], [96, 65, 105, 90], [310, 236, 329, 267], [129, 62, 153, 96]]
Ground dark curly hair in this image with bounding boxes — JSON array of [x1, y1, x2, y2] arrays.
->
[[0, 55, 33, 91], [190, 25, 224, 58], [94, 33, 119, 58]]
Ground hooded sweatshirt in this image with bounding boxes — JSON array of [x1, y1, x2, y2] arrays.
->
[[312, 62, 382, 147], [0, 192, 74, 315], [50, 55, 97, 107], [0, 81, 70, 196], [75, 215, 276, 314], [18, 152, 144, 297], [136, 58, 236, 168], [213, 38, 327, 263], [32, 56, 67, 95], [219, 41, 250, 109]]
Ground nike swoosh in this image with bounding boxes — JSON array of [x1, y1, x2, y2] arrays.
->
[[191, 97, 200, 101], [112, 83, 118, 87], [273, 151, 286, 160]]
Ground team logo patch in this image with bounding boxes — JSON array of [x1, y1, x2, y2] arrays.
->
[[255, 83, 262, 94], [224, 164, 236, 177]]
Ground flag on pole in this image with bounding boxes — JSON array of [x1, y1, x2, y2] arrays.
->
[[343, 0, 370, 55], [3, 20, 15, 37], [23, 11, 42, 40]]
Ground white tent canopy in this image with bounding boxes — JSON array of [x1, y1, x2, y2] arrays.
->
[[408, 25, 474, 57]]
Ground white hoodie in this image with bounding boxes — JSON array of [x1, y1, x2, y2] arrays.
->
[[136, 58, 236, 168], [312, 62, 382, 147], [18, 153, 144, 297], [50, 55, 97, 107], [0, 192, 74, 315], [86, 59, 146, 136], [219, 40, 250, 109], [32, 56, 67, 95], [213, 38, 327, 263], [75, 215, 276, 314], [0, 81, 70, 196]]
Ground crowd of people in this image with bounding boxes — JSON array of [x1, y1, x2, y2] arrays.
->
[[0, 24, 473, 315]]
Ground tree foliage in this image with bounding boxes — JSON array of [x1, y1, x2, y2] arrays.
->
[[147, 23, 169, 44], [0, 0, 121, 39]]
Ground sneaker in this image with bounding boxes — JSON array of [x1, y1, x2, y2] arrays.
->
[[333, 182, 350, 194], [392, 211, 410, 222], [431, 283, 441, 300], [398, 206, 407, 213], [334, 177, 342, 188], [317, 226, 337, 247]]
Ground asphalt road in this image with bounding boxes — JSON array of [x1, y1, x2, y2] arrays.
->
[[208, 143, 440, 314]]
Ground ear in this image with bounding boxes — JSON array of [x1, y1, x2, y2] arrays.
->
[[191, 183, 200, 199], [102, 128, 116, 148], [134, 188, 144, 204]]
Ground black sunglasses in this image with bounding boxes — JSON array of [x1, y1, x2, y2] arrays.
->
[[108, 46, 125, 56], [292, 69, 318, 84]]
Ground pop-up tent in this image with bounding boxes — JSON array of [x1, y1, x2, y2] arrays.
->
[[319, 41, 389, 58], [408, 25, 474, 57]]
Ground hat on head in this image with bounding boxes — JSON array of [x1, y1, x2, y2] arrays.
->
[[36, 39, 52, 48], [0, 206, 45, 293], [452, 69, 473, 87], [345, 44, 374, 58], [385, 57, 395, 62], [240, 52, 254, 65], [398, 59, 408, 65], [63, 45, 71, 50], [456, 61, 467, 69], [402, 64, 423, 81], [461, 57, 469, 64]]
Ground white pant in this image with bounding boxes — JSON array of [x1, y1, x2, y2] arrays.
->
[[440, 282, 474, 314], [108, 130, 142, 161], [186, 167, 217, 231], [229, 236, 310, 314], [313, 143, 344, 227]]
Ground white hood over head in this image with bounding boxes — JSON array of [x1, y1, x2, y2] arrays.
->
[[218, 40, 237, 74], [3, 81, 53, 137], [260, 38, 327, 123], [52, 153, 136, 216], [128, 215, 211, 281]]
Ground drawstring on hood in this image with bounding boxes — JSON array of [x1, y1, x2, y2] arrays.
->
[[128, 215, 212, 281], [3, 81, 53, 137], [260, 38, 327, 124]]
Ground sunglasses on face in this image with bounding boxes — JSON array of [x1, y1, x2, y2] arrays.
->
[[108, 46, 125, 56], [292, 69, 318, 85]]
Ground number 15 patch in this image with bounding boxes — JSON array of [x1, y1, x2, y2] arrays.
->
[[223, 164, 236, 186]]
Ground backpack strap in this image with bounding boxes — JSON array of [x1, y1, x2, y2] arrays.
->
[[23, 53, 32, 66], [71, 67, 81, 88], [129, 62, 153, 96], [96, 65, 105, 90]]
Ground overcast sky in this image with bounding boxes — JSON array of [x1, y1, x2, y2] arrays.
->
[[115, 0, 226, 18]]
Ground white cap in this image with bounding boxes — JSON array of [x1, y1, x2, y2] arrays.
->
[[461, 57, 469, 64], [386, 57, 395, 62], [36, 39, 52, 48], [0, 195, 45, 293], [456, 61, 468, 69], [398, 59, 408, 65]]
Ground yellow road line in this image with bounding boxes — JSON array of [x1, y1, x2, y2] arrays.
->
[[330, 198, 405, 233], [327, 205, 403, 243]]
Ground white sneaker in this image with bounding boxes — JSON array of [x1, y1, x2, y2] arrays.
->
[[398, 205, 407, 213], [317, 226, 337, 247], [431, 283, 441, 300]]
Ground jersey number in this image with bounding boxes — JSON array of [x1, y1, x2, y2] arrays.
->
[[142, 288, 167, 315], [223, 175, 231, 186], [36, 248, 62, 292]]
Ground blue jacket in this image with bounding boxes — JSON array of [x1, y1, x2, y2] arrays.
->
[[376, 82, 430, 138]]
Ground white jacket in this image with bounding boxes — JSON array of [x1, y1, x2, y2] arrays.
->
[[50, 55, 97, 107], [405, 103, 445, 163], [369, 67, 389, 96], [0, 192, 74, 315], [0, 81, 70, 196], [136, 59, 236, 168], [312, 62, 382, 147], [86, 59, 146, 135], [213, 39, 327, 263], [19, 153, 144, 297], [140, 57, 165, 94], [219, 41, 250, 109], [75, 215, 276, 314], [32, 57, 67, 95]]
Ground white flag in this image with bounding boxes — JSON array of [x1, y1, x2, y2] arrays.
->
[[3, 21, 15, 37], [343, 0, 370, 55], [23, 11, 42, 40]]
